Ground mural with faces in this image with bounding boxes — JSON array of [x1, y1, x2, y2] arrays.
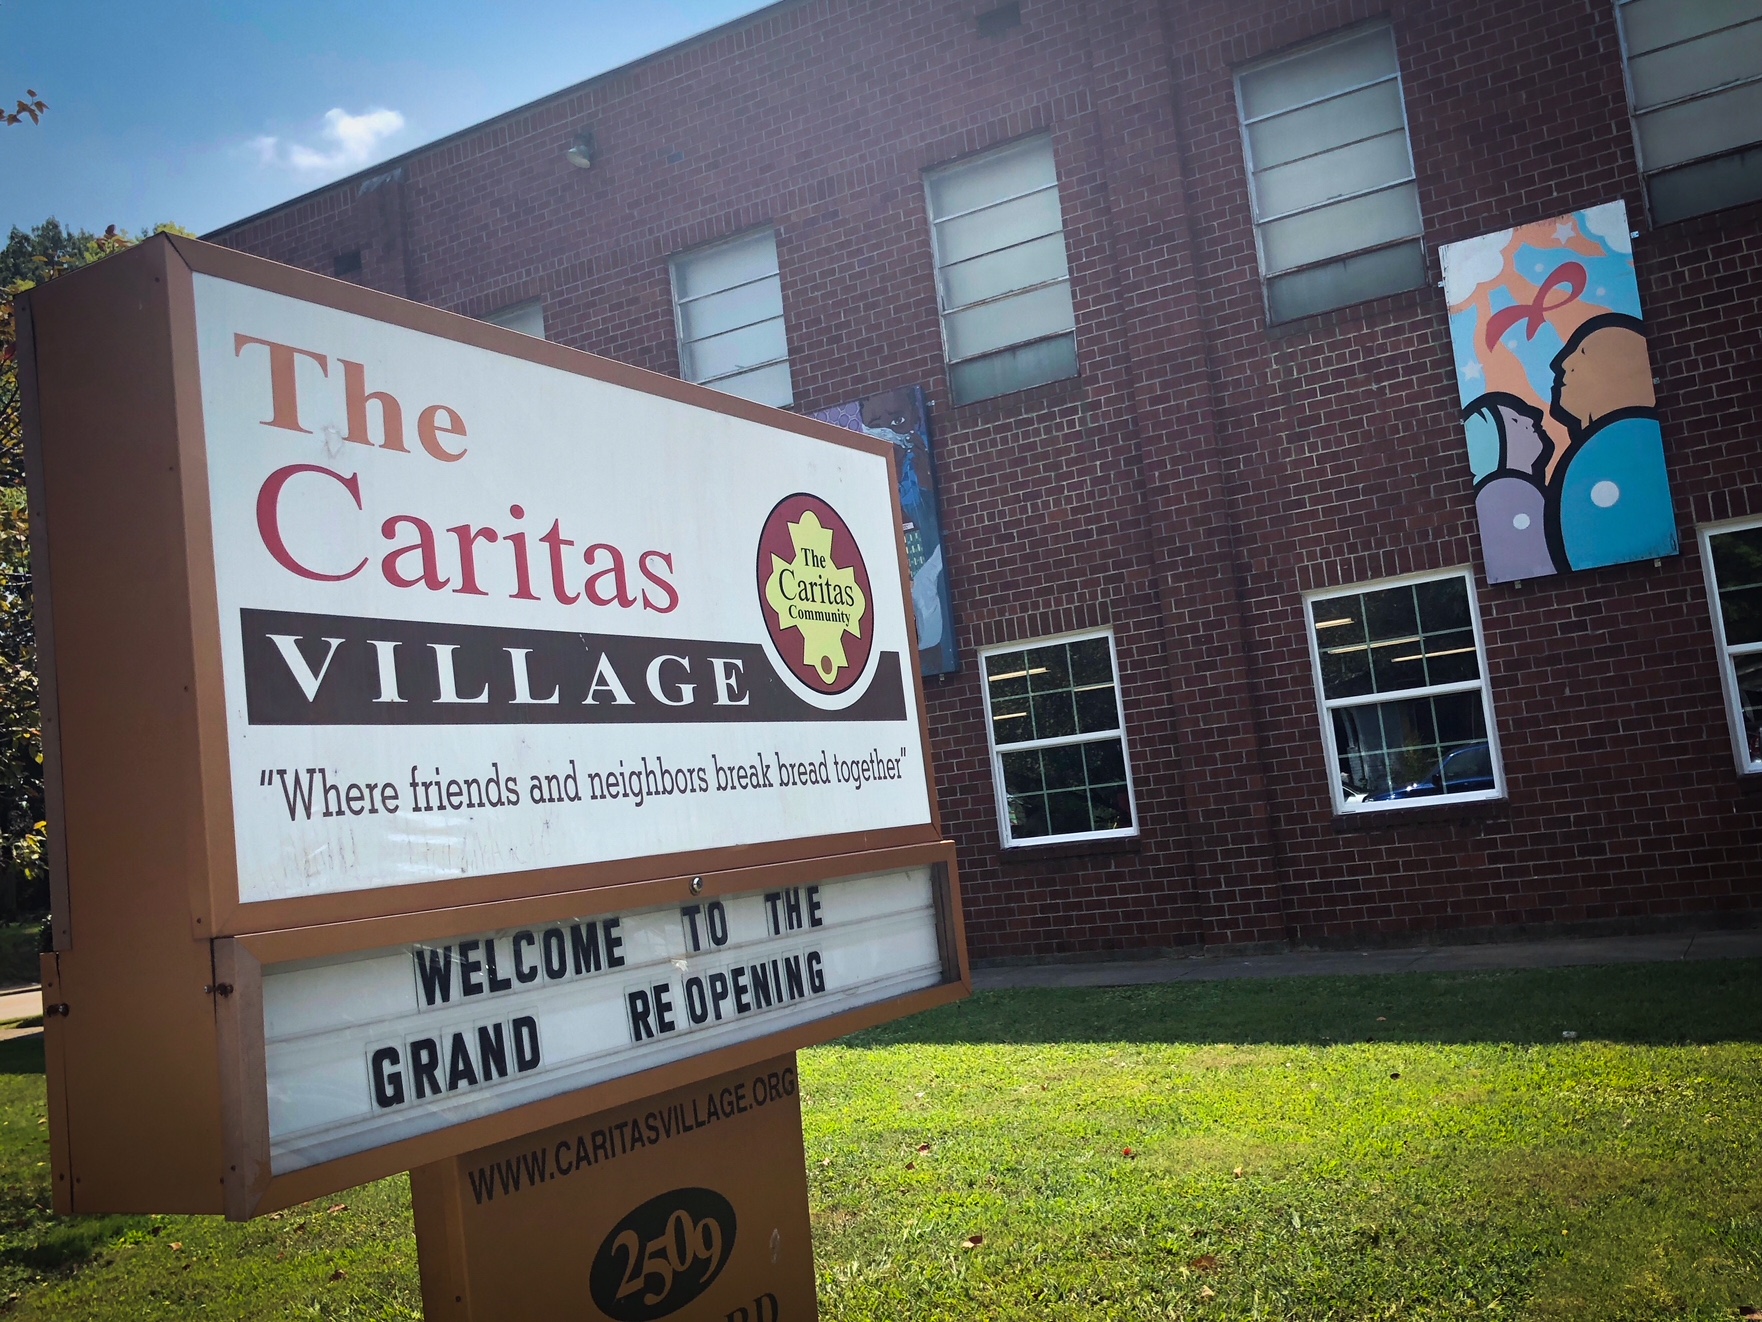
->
[[1442, 200, 1677, 584]]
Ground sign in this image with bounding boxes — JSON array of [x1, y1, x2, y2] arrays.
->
[[411, 1055, 816, 1321], [1440, 200, 1677, 583], [263, 865, 944, 1173], [24, 236, 967, 1221], [194, 274, 931, 908], [810, 387, 958, 676]]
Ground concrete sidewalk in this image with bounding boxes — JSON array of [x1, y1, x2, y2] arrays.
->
[[974, 929, 1762, 991]]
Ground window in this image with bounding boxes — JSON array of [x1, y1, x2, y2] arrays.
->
[[980, 631, 1136, 846], [1699, 519, 1762, 772], [483, 299, 546, 339], [669, 229, 792, 408], [925, 136, 1077, 406], [1235, 24, 1426, 323], [1616, 0, 1762, 223], [1305, 570, 1502, 813]]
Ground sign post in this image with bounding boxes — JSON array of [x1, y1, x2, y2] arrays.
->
[[20, 234, 966, 1313]]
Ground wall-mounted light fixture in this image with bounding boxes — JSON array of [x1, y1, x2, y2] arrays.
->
[[566, 130, 595, 170]]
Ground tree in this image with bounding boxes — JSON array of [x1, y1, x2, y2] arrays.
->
[[2, 89, 46, 126], [0, 220, 186, 915]]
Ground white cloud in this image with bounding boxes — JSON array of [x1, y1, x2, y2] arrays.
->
[[1579, 200, 1632, 255], [253, 107, 406, 172], [1440, 227, 1512, 306]]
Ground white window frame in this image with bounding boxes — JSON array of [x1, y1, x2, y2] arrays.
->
[[668, 227, 793, 408], [1697, 516, 1762, 774], [923, 134, 1078, 405], [482, 298, 546, 339], [978, 628, 1139, 849], [1303, 567, 1505, 815], [1234, 22, 1426, 323], [1613, 0, 1762, 224]]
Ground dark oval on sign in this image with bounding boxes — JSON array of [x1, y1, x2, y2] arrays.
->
[[588, 1186, 738, 1321]]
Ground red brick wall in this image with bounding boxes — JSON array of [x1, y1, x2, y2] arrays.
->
[[214, 0, 1762, 960]]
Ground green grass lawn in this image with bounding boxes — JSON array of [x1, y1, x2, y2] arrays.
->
[[1, 959, 1758, 1319]]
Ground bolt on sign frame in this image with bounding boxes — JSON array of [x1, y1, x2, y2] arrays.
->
[[19, 234, 967, 1222]]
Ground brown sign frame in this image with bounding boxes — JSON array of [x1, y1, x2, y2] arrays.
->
[[22, 236, 966, 1219]]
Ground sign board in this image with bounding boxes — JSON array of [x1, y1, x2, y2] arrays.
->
[[411, 1054, 816, 1321], [21, 235, 967, 1219], [261, 864, 944, 1174]]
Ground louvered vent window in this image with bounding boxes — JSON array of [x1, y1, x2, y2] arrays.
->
[[1235, 24, 1426, 323], [669, 229, 793, 408], [925, 136, 1077, 406], [1617, 0, 1762, 223]]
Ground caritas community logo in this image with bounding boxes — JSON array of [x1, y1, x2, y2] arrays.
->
[[757, 493, 874, 694]]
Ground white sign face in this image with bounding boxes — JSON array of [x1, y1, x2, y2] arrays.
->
[[259, 866, 944, 1173], [190, 274, 932, 905]]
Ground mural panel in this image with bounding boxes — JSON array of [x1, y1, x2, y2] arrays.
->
[[1441, 200, 1677, 583], [812, 386, 959, 675]]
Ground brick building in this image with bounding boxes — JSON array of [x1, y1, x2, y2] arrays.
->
[[213, 0, 1762, 962]]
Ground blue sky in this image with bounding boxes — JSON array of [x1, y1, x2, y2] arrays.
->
[[1, 0, 774, 238]]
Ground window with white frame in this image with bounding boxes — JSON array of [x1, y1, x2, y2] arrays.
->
[[1306, 571, 1502, 812], [669, 229, 793, 408], [1235, 24, 1426, 324], [925, 135, 1077, 406], [482, 299, 546, 339], [980, 632, 1136, 846], [1616, 0, 1762, 224], [1698, 519, 1762, 772]]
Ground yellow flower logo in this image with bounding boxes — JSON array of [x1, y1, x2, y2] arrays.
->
[[756, 495, 874, 694]]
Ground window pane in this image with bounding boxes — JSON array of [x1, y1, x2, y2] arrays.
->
[[1422, 629, 1481, 685], [927, 137, 1057, 218], [1031, 690, 1077, 740], [1648, 143, 1762, 221], [678, 275, 784, 342], [1083, 739, 1127, 785], [1044, 790, 1089, 835], [935, 187, 1064, 265], [1238, 27, 1398, 120], [1736, 653, 1762, 765], [940, 233, 1070, 309], [1627, 17, 1762, 109], [1070, 637, 1113, 686], [944, 280, 1075, 361], [1636, 78, 1762, 170], [1247, 80, 1407, 172], [686, 317, 789, 382], [1620, 0, 1762, 57], [1000, 750, 1044, 795], [1008, 794, 1051, 840], [1258, 183, 1422, 275], [1332, 692, 1489, 801], [1251, 128, 1412, 219], [1415, 576, 1472, 633], [1316, 577, 1479, 701], [1041, 742, 1085, 790], [1089, 783, 1133, 832], [701, 360, 793, 409], [672, 232, 778, 299], [1266, 239, 1426, 322], [1713, 526, 1762, 645], [484, 300, 545, 338], [1027, 644, 1072, 691], [950, 333, 1078, 405]]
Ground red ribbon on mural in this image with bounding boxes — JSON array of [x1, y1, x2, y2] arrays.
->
[[1484, 261, 1586, 349]]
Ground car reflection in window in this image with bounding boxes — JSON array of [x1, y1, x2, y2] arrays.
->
[[1367, 742, 1494, 802]]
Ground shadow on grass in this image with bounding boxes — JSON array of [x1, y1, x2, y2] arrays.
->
[[848, 959, 1762, 1049], [0, 1035, 42, 1076]]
